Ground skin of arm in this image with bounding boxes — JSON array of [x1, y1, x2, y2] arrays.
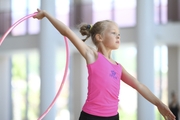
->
[[121, 66, 160, 106], [121, 66, 176, 120], [33, 9, 92, 59]]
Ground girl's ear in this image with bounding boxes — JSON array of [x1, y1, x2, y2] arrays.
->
[[95, 34, 103, 42]]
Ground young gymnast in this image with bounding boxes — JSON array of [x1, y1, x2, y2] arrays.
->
[[33, 9, 176, 120]]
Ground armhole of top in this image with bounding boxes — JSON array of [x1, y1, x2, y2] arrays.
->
[[87, 52, 100, 66]]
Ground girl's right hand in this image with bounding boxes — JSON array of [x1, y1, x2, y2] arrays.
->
[[33, 8, 46, 20], [157, 102, 176, 120]]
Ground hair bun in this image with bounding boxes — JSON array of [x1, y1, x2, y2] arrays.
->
[[79, 24, 91, 42]]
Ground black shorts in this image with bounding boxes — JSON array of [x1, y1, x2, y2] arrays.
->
[[79, 111, 119, 120]]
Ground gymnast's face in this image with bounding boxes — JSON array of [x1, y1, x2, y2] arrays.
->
[[100, 22, 120, 50]]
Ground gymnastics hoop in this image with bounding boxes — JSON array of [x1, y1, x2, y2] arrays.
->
[[0, 12, 70, 120]]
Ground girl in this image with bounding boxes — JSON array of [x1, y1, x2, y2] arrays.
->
[[33, 9, 176, 120]]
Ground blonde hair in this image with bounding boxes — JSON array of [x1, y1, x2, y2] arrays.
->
[[79, 20, 114, 45]]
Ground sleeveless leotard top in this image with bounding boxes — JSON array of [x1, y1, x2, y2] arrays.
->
[[82, 52, 122, 117]]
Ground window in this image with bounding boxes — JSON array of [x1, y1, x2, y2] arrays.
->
[[11, 0, 40, 35], [92, 0, 112, 22], [114, 0, 136, 27], [92, 0, 136, 27], [11, 51, 40, 120], [154, 0, 168, 24], [10, 0, 70, 36], [56, 0, 70, 26], [92, 0, 168, 27]]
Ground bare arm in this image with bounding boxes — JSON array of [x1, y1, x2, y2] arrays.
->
[[33, 9, 91, 58], [121, 66, 176, 120], [121, 66, 160, 106]]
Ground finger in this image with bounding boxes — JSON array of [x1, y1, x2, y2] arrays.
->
[[33, 9, 40, 19], [164, 116, 168, 120], [37, 8, 40, 12], [33, 14, 37, 19], [168, 115, 175, 120], [169, 115, 176, 120], [33, 15, 36, 18], [168, 112, 176, 120]]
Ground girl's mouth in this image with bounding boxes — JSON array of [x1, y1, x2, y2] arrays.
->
[[116, 41, 120, 43]]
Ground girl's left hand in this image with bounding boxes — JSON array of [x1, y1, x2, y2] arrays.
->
[[157, 102, 176, 120]]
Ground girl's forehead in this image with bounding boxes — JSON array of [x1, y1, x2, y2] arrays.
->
[[106, 23, 119, 31]]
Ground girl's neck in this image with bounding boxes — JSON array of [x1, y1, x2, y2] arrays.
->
[[97, 49, 112, 58], [97, 44, 112, 59]]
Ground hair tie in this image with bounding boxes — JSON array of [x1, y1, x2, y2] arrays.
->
[[87, 24, 93, 31]]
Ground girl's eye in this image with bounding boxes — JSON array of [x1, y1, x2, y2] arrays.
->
[[111, 32, 120, 37], [111, 32, 116, 35]]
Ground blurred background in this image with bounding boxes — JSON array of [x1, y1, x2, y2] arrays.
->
[[0, 0, 180, 120]]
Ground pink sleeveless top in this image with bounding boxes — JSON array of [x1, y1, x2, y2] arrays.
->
[[82, 52, 122, 117]]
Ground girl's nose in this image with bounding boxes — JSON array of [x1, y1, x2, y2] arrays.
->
[[117, 35, 120, 39]]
